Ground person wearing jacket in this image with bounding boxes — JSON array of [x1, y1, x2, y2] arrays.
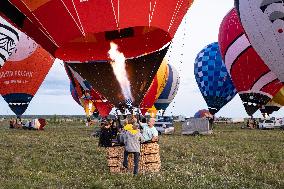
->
[[120, 123, 145, 175], [98, 121, 113, 147]]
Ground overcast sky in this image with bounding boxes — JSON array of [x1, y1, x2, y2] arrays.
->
[[1, 0, 284, 118]]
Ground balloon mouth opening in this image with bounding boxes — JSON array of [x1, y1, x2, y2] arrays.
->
[[66, 43, 170, 108]]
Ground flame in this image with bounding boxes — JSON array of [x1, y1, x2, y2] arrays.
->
[[108, 42, 133, 103]]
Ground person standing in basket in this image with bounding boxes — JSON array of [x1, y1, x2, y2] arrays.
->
[[120, 123, 145, 175], [142, 118, 159, 142]]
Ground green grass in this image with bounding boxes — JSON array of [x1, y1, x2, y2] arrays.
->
[[0, 121, 283, 189]]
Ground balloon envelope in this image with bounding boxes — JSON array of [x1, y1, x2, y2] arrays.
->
[[0, 32, 54, 116], [154, 64, 180, 111], [1, 0, 193, 61], [235, 0, 284, 83], [194, 42, 237, 115], [194, 109, 212, 119], [218, 8, 283, 116]]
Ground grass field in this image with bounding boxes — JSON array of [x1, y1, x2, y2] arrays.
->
[[0, 121, 283, 189]]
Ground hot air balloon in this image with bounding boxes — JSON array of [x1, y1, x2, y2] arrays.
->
[[235, 0, 284, 83], [0, 0, 193, 108], [65, 65, 113, 117], [140, 59, 169, 115], [194, 109, 212, 119], [0, 15, 20, 68], [154, 64, 180, 113], [218, 8, 283, 116], [194, 42, 237, 115], [0, 32, 54, 117]]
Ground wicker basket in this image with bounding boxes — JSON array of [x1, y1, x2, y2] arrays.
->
[[106, 142, 161, 173]]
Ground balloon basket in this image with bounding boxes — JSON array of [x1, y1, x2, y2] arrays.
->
[[106, 142, 161, 173]]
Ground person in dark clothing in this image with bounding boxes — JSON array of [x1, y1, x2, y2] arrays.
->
[[98, 122, 113, 147], [110, 120, 118, 139]]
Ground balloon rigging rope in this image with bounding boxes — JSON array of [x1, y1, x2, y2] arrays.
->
[[17, 1, 59, 47], [168, 0, 185, 32], [148, 0, 157, 27], [71, 0, 86, 36], [60, 0, 85, 36], [110, 0, 120, 30]]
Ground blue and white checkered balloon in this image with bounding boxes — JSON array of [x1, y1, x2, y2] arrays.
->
[[194, 42, 237, 114]]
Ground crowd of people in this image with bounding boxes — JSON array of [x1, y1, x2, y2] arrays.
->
[[98, 116, 159, 175]]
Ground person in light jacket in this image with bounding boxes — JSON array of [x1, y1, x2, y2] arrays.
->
[[120, 123, 145, 175]]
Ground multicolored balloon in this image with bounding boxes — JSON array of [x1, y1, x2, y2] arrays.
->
[[218, 8, 283, 116], [235, 0, 284, 82], [194, 109, 212, 119], [194, 42, 237, 115], [0, 32, 54, 116], [154, 64, 180, 112]]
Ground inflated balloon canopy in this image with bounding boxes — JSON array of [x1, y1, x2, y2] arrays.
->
[[194, 42, 237, 115], [0, 0, 193, 61], [194, 109, 212, 119], [155, 64, 180, 111], [235, 0, 284, 83], [0, 32, 54, 116], [67, 45, 169, 108], [218, 8, 283, 116]]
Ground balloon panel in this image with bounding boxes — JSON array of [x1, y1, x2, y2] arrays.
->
[[235, 0, 284, 82], [0, 46, 54, 95], [2, 93, 32, 116], [0, 16, 20, 67], [140, 59, 168, 114], [218, 8, 283, 115], [8, 34, 37, 61], [70, 82, 81, 106], [271, 87, 284, 106], [194, 42, 237, 114], [0, 1, 57, 55]]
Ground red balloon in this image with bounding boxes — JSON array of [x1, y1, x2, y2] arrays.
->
[[218, 8, 283, 116], [1, 0, 192, 61]]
